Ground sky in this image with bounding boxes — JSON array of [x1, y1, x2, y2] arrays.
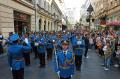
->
[[63, 0, 86, 22]]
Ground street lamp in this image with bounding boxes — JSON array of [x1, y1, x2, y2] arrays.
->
[[80, 18, 82, 27], [86, 4, 94, 30]]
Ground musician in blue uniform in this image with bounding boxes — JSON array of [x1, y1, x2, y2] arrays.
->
[[62, 31, 69, 41], [70, 32, 77, 51], [5, 32, 13, 46], [56, 33, 63, 51], [22, 33, 31, 66], [35, 34, 46, 68], [74, 33, 85, 71], [55, 40, 75, 79], [46, 32, 55, 61], [8, 34, 31, 79], [29, 32, 38, 59]]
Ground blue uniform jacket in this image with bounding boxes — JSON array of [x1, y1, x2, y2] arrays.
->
[[29, 34, 36, 48], [6, 38, 13, 46], [71, 35, 77, 47], [46, 35, 54, 49], [36, 36, 46, 53], [62, 34, 69, 41], [8, 43, 31, 70], [54, 50, 74, 78], [74, 37, 85, 55], [56, 38, 63, 47]]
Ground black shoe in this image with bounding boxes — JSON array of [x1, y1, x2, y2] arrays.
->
[[76, 69, 81, 71], [76, 67, 81, 71], [39, 65, 45, 68]]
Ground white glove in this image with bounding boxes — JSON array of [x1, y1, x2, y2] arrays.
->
[[10, 67, 12, 71], [57, 71, 60, 77], [24, 38, 29, 44], [35, 42, 39, 46], [53, 40, 55, 42], [71, 75, 73, 77]]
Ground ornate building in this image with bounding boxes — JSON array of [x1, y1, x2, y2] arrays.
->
[[0, 0, 62, 37], [80, 0, 95, 30], [91, 0, 120, 30]]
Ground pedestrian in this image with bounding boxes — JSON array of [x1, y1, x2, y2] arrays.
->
[[62, 30, 69, 41], [22, 34, 31, 66], [0, 31, 4, 54], [71, 32, 76, 52], [103, 41, 112, 70], [114, 46, 120, 68], [55, 40, 74, 79], [84, 34, 89, 58], [36, 34, 46, 68], [89, 36, 94, 49], [8, 34, 31, 79], [46, 32, 55, 61], [56, 33, 63, 51], [29, 32, 38, 59], [97, 40, 103, 56], [74, 33, 85, 71]]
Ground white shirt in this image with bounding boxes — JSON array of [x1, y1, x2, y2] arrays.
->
[[63, 50, 68, 55], [89, 38, 94, 44], [103, 46, 107, 52], [24, 38, 29, 44]]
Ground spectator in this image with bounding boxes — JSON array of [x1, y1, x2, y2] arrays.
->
[[0, 31, 4, 54]]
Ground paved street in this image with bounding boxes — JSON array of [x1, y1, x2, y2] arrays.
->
[[0, 49, 120, 79]]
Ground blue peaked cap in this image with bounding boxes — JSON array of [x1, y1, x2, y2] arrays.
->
[[10, 34, 20, 42]]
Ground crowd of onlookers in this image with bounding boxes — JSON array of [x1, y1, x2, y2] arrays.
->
[[88, 30, 120, 70]]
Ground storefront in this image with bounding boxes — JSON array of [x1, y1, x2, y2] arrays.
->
[[14, 11, 31, 36], [106, 21, 120, 31]]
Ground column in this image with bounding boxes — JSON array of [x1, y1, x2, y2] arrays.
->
[[52, 21, 54, 31], [36, 16, 40, 32], [46, 20, 48, 31], [41, 18, 44, 31], [49, 21, 51, 31]]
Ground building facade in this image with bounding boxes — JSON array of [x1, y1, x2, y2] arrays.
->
[[91, 0, 120, 30], [0, 0, 62, 37], [0, 0, 35, 37], [80, 0, 95, 30]]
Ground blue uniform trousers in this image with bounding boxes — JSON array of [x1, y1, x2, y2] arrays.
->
[[46, 48, 53, 61], [38, 53, 46, 68], [75, 55, 82, 71], [60, 77, 71, 79], [12, 68, 24, 79]]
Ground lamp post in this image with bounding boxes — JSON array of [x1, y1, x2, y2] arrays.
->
[[80, 18, 82, 27], [87, 4, 94, 30]]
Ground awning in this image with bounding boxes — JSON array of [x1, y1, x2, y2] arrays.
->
[[107, 21, 120, 26]]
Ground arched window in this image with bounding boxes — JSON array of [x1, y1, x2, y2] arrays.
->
[[39, 19, 42, 31], [44, 20, 46, 31], [48, 21, 50, 31]]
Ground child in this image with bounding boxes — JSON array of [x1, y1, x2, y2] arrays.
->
[[103, 42, 112, 70]]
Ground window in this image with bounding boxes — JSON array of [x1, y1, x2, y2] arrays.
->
[[44, 1, 46, 9]]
